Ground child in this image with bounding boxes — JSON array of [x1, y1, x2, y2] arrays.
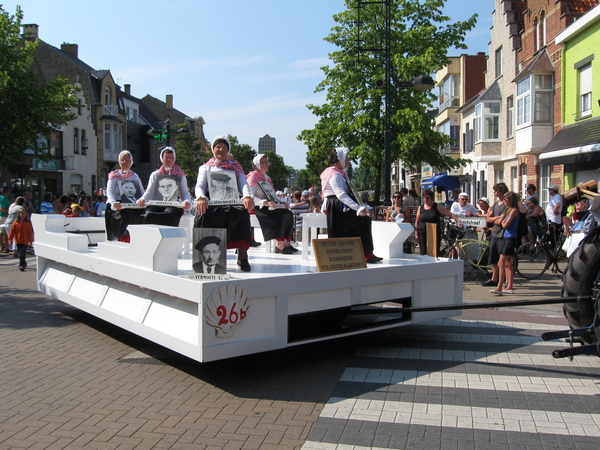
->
[[8, 210, 34, 271]]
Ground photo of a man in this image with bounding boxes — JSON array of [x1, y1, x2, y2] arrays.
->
[[209, 172, 238, 201], [154, 175, 180, 201], [193, 235, 227, 274], [119, 179, 140, 204]]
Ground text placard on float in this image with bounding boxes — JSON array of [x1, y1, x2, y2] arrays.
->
[[312, 237, 367, 272]]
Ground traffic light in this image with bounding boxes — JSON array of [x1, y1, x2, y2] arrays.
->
[[148, 128, 168, 144]]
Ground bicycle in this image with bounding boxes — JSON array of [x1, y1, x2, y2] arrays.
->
[[438, 217, 493, 279], [515, 225, 568, 279]]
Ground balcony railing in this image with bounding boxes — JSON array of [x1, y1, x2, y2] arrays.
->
[[103, 104, 118, 117]]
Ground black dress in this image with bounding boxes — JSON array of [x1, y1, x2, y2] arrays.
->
[[417, 203, 442, 255]]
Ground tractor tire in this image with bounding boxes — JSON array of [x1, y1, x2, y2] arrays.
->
[[562, 230, 600, 342]]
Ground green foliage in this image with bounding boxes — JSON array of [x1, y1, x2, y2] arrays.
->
[[0, 6, 78, 174], [227, 134, 256, 174], [263, 151, 290, 190], [298, 0, 476, 200], [173, 123, 207, 188]]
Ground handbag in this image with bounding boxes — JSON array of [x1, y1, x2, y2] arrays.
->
[[563, 232, 585, 257]]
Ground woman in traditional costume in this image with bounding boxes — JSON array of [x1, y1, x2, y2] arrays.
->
[[320, 147, 382, 264], [194, 136, 255, 272], [246, 154, 297, 254], [105, 150, 145, 241]]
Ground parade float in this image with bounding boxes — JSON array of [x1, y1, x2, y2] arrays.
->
[[32, 213, 463, 362]]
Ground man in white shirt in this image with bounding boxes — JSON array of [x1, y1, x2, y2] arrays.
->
[[450, 193, 478, 217], [546, 184, 563, 248]]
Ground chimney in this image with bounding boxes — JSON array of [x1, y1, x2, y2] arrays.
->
[[22, 24, 39, 40], [166, 94, 173, 109], [124, 84, 131, 95], [61, 43, 79, 59]]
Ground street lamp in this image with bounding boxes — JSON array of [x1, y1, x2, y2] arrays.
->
[[383, 74, 434, 206]]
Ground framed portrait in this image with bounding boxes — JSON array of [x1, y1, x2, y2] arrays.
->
[[193, 228, 228, 274], [258, 181, 285, 208], [118, 179, 142, 204], [153, 175, 180, 202], [209, 171, 239, 202]]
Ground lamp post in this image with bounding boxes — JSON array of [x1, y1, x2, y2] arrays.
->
[[382, 75, 434, 205]]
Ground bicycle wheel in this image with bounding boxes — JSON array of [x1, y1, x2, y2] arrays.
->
[[515, 242, 549, 279], [553, 235, 569, 274]]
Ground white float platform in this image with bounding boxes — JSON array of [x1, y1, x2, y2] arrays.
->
[[32, 213, 463, 363]]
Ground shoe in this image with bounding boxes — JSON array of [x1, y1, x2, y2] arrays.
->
[[482, 279, 497, 287], [289, 246, 300, 253], [366, 256, 381, 264], [237, 258, 251, 272], [365, 253, 383, 262], [490, 289, 503, 295], [275, 246, 294, 254], [250, 240, 262, 247], [19, 267, 24, 272], [503, 289, 514, 294]]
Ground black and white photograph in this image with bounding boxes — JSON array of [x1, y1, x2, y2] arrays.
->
[[193, 228, 227, 274], [154, 174, 180, 202], [258, 181, 285, 208], [119, 179, 141, 204], [209, 171, 239, 201]]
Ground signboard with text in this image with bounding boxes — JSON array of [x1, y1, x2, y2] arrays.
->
[[312, 237, 367, 272]]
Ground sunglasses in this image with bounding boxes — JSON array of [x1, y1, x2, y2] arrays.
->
[[393, 196, 401, 198]]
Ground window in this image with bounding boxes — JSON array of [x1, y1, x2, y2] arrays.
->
[[517, 78, 531, 126], [77, 99, 82, 115], [534, 75, 552, 123], [463, 123, 474, 153], [438, 74, 460, 113], [579, 63, 592, 118], [73, 128, 79, 154], [539, 12, 546, 49], [104, 123, 117, 151], [511, 166, 518, 192], [507, 96, 514, 138], [474, 104, 481, 142], [495, 169, 504, 184], [495, 47, 503, 78], [104, 87, 111, 105], [517, 75, 552, 127], [474, 102, 501, 142], [485, 102, 500, 139], [81, 129, 87, 155], [48, 131, 63, 158]]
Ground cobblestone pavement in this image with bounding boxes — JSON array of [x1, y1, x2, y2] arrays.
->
[[2, 252, 598, 450]]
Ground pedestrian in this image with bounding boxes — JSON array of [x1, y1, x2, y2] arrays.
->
[[8, 209, 34, 271], [546, 184, 563, 248]]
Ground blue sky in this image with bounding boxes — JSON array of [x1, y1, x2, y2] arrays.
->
[[5, 0, 495, 170]]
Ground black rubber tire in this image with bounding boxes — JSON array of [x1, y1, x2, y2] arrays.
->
[[562, 230, 600, 337], [515, 242, 549, 279]]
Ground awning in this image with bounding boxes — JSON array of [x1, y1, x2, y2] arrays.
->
[[421, 174, 459, 190]]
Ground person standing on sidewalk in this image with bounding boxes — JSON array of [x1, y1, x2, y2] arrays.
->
[[0, 187, 10, 252], [8, 209, 34, 271], [483, 183, 508, 288], [546, 184, 563, 248]]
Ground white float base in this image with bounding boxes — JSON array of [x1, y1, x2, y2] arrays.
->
[[32, 214, 463, 363]]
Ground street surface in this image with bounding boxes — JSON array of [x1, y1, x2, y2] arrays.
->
[[1, 251, 599, 450]]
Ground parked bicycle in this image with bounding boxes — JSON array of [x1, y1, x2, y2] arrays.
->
[[515, 225, 567, 279], [438, 217, 492, 279]]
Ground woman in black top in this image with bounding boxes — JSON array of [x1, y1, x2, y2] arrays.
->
[[414, 189, 459, 256]]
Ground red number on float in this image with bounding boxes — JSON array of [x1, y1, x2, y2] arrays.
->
[[229, 302, 238, 323], [240, 310, 246, 320], [217, 305, 228, 325]]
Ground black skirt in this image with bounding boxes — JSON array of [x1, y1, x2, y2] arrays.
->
[[194, 205, 252, 247], [104, 204, 145, 241], [253, 207, 294, 241], [326, 196, 374, 256], [144, 206, 183, 227]]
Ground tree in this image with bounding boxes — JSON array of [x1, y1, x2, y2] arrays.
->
[[263, 151, 290, 190], [298, 0, 476, 200], [0, 6, 78, 175], [227, 135, 256, 174], [173, 123, 207, 189]]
